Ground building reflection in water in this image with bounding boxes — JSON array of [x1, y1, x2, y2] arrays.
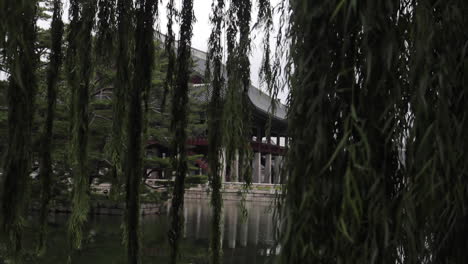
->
[[23, 199, 278, 264], [181, 199, 275, 247], [167, 198, 278, 260]]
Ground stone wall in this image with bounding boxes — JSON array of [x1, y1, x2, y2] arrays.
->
[[184, 183, 281, 202], [31, 201, 166, 215]]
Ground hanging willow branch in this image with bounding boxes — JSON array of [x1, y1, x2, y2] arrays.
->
[[168, 0, 194, 262], [66, 0, 96, 250], [280, 0, 405, 262], [280, 0, 468, 263], [95, 0, 116, 61], [160, 0, 175, 113], [223, 0, 252, 185], [141, 0, 156, 135], [108, 0, 133, 198], [0, 0, 5, 64], [124, 0, 157, 263], [256, 0, 275, 125], [207, 0, 225, 262], [256, 0, 273, 93], [95, 0, 117, 191], [1, 0, 38, 259], [405, 1, 468, 263], [37, 0, 64, 255]]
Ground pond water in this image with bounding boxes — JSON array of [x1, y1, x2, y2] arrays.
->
[[24, 199, 277, 263]]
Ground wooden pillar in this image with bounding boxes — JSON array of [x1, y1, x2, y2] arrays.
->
[[253, 152, 261, 183], [220, 148, 226, 183], [228, 204, 237, 249], [230, 150, 239, 182], [274, 155, 283, 184], [264, 153, 272, 183]]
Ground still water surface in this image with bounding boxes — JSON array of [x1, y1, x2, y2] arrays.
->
[[29, 199, 276, 263]]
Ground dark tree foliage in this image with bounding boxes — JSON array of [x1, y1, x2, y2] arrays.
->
[[1, 0, 38, 259], [66, 0, 80, 138], [236, 0, 251, 98], [160, 0, 175, 113], [95, 0, 116, 61], [168, 0, 194, 262], [66, 0, 97, 250], [124, 0, 157, 263], [207, 1, 225, 262], [256, 0, 274, 112], [223, 0, 252, 184], [280, 1, 409, 262], [37, 0, 64, 254], [0, 0, 5, 65], [406, 2, 468, 263], [109, 0, 133, 195], [280, 0, 468, 263]]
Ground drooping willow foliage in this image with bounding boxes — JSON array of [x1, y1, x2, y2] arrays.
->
[[108, 0, 133, 196], [256, 0, 274, 116], [124, 0, 157, 263], [406, 2, 468, 262], [279, 0, 468, 263], [140, 2, 156, 135], [168, 0, 194, 262], [161, 0, 175, 113], [1, 0, 38, 259], [95, 0, 116, 61], [38, 0, 64, 254], [95, 0, 117, 175], [0, 0, 5, 64], [1, 0, 465, 263], [66, 0, 96, 250], [207, 1, 225, 262], [223, 0, 252, 185]]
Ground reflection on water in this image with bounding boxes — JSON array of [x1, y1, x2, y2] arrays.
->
[[21, 199, 276, 264], [177, 199, 277, 264]]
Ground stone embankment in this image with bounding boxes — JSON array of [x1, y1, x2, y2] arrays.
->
[[31, 200, 166, 216], [185, 182, 281, 202]]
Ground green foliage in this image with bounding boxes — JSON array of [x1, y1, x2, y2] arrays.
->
[[1, 1, 208, 262], [124, 0, 157, 263], [168, 0, 195, 263], [145, 156, 171, 169], [224, 0, 253, 185], [279, 1, 468, 263], [161, 0, 176, 113], [1, 0, 38, 261], [37, 0, 64, 255], [66, 0, 96, 251], [185, 175, 208, 185], [95, 0, 116, 61], [108, 0, 133, 200], [206, 1, 225, 263], [140, 190, 165, 203]]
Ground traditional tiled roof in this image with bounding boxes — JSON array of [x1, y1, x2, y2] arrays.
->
[[156, 32, 287, 123], [190, 46, 287, 122]]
